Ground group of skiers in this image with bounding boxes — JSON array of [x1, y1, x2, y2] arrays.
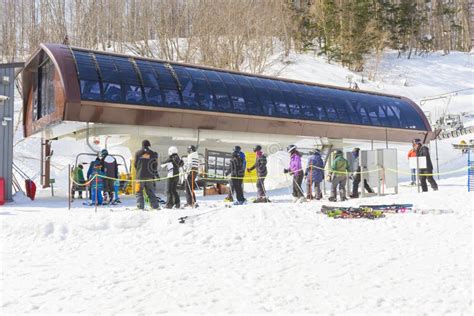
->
[[72, 137, 438, 209]]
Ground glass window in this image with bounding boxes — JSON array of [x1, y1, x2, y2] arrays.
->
[[344, 99, 362, 124], [263, 80, 289, 117], [291, 84, 315, 119], [203, 71, 232, 111], [186, 68, 215, 109], [38, 58, 56, 118], [234, 75, 262, 115], [94, 54, 144, 104], [135, 60, 164, 106], [276, 81, 301, 118], [219, 72, 247, 113], [247, 77, 275, 116], [152, 63, 181, 107], [73, 51, 102, 101], [386, 103, 401, 127], [173, 66, 199, 109]]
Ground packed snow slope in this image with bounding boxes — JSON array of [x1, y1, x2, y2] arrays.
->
[[1, 50, 473, 314]]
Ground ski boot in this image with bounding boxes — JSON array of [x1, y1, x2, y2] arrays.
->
[[328, 197, 337, 202]]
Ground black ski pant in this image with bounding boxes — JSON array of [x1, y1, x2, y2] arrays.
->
[[136, 180, 159, 209], [256, 176, 266, 198], [352, 174, 373, 196], [420, 169, 438, 192], [292, 172, 304, 198], [185, 171, 196, 205], [232, 178, 245, 202], [166, 177, 180, 208]]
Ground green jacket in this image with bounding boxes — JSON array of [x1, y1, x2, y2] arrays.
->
[[73, 167, 85, 183], [331, 155, 349, 174]]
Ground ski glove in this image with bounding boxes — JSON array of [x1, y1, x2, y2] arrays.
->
[[283, 168, 289, 174]]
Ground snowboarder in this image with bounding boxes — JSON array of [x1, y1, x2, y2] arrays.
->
[[89, 162, 105, 205], [305, 148, 324, 200], [328, 149, 349, 202], [349, 147, 374, 198], [71, 164, 85, 200], [100, 149, 118, 204], [408, 146, 417, 185], [184, 145, 200, 207], [226, 150, 246, 205], [413, 138, 438, 192], [284, 144, 305, 202], [247, 145, 269, 202], [161, 146, 183, 209], [134, 139, 160, 210]]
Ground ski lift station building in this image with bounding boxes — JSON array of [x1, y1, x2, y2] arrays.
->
[[21, 43, 435, 154]]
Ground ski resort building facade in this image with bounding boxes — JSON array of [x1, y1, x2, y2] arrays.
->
[[22, 44, 434, 150]]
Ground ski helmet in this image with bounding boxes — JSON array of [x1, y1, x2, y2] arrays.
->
[[100, 149, 108, 157], [334, 149, 343, 157], [168, 146, 178, 155], [187, 145, 197, 153], [142, 139, 151, 148], [253, 145, 262, 152], [232, 150, 240, 157], [233, 145, 242, 152], [287, 144, 297, 153], [352, 147, 360, 153]]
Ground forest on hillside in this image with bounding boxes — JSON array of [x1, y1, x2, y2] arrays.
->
[[1, 0, 472, 73]]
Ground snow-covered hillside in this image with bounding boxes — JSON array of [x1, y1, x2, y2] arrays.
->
[[1, 50, 473, 314]]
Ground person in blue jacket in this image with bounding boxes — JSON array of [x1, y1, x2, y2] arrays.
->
[[305, 148, 324, 200], [89, 162, 105, 205]]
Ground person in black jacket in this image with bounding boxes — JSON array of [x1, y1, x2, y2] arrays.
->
[[226, 150, 245, 205], [413, 138, 438, 192], [161, 146, 184, 209], [247, 145, 269, 203], [100, 149, 119, 204], [134, 140, 160, 210]]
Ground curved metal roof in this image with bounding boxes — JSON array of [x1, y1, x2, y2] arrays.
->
[[22, 43, 433, 142]]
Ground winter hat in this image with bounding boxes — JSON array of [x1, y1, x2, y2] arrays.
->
[[352, 147, 360, 152], [253, 145, 262, 152], [232, 150, 240, 157], [142, 139, 151, 148], [187, 145, 197, 153], [78, 164, 83, 169], [234, 145, 242, 152], [100, 149, 108, 157], [413, 138, 422, 144]]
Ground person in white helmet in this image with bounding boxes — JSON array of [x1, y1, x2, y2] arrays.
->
[[161, 146, 184, 209]]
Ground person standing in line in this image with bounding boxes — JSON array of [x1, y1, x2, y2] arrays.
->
[[328, 150, 349, 202], [413, 138, 438, 192], [100, 149, 118, 205], [71, 164, 85, 200], [89, 162, 105, 206], [349, 147, 374, 198], [225, 145, 246, 202], [247, 145, 269, 203], [284, 144, 305, 202], [162, 146, 183, 209], [184, 145, 200, 207], [408, 145, 417, 185], [134, 140, 160, 210], [227, 150, 246, 205], [305, 148, 324, 200]]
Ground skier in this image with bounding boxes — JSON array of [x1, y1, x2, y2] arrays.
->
[[349, 147, 374, 198], [247, 144, 269, 202], [408, 145, 417, 185], [71, 164, 85, 200], [284, 144, 305, 202], [305, 148, 324, 200], [226, 150, 246, 205], [134, 140, 160, 210], [225, 145, 246, 202], [87, 157, 101, 201], [161, 146, 183, 209], [184, 145, 200, 207], [100, 149, 118, 205], [413, 138, 438, 192], [89, 162, 105, 205], [328, 149, 349, 202]]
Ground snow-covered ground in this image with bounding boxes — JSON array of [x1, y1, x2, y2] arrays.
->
[[1, 50, 473, 314]]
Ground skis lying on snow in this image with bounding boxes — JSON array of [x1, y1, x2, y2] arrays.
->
[[178, 205, 230, 224], [321, 204, 453, 219], [321, 206, 385, 219]]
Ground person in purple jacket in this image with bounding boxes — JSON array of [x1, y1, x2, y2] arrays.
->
[[284, 144, 305, 202]]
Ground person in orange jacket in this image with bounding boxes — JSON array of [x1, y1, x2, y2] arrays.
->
[[408, 146, 417, 185]]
